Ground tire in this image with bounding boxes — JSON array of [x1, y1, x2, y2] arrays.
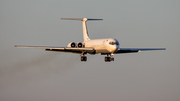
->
[[105, 57, 111, 62], [107, 57, 111, 61], [83, 56, 87, 61], [81, 56, 87, 61], [81, 56, 84, 61], [105, 57, 108, 62]]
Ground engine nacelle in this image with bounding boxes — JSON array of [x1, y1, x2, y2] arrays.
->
[[67, 42, 77, 47], [77, 42, 85, 48]]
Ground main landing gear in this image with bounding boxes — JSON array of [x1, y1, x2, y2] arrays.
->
[[105, 54, 114, 62], [80, 53, 114, 62], [81, 56, 87, 61], [80, 53, 87, 62]]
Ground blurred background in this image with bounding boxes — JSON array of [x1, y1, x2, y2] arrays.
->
[[0, 0, 179, 101]]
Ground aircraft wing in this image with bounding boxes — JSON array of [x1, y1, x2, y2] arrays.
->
[[15, 45, 94, 54], [115, 48, 166, 54]]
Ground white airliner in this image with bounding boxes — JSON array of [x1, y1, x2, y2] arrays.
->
[[15, 18, 166, 62]]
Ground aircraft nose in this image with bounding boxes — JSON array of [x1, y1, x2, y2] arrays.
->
[[110, 45, 118, 53], [115, 45, 119, 52]]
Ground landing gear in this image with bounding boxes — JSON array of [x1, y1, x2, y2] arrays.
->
[[81, 56, 87, 61], [104, 54, 114, 62], [80, 52, 87, 62], [111, 57, 114, 61], [105, 57, 110, 62]]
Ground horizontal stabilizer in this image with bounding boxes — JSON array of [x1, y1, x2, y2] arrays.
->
[[61, 18, 103, 21]]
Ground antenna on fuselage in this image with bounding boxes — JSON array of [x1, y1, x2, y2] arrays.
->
[[61, 18, 103, 42]]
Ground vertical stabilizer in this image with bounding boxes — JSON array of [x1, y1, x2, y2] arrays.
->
[[61, 18, 103, 42], [82, 18, 90, 41]]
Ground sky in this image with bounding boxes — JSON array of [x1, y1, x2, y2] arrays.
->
[[0, 0, 180, 101]]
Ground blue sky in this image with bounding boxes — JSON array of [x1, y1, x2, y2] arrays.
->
[[0, 0, 180, 101]]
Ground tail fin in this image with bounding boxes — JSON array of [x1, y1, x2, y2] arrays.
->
[[61, 18, 103, 42]]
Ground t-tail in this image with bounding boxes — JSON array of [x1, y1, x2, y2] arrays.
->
[[61, 18, 103, 42]]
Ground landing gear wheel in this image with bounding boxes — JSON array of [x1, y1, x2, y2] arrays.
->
[[81, 56, 87, 61], [105, 57, 111, 62], [111, 57, 114, 61], [83, 56, 87, 61], [105, 57, 108, 62]]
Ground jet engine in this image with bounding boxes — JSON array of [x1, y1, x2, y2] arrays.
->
[[77, 42, 85, 48], [67, 42, 77, 47], [71, 42, 76, 47]]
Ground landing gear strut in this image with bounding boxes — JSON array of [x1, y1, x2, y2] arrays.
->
[[104, 54, 114, 62]]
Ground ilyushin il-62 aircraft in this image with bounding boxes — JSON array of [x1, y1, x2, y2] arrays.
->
[[15, 18, 166, 62]]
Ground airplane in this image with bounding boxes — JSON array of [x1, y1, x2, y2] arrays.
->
[[15, 18, 166, 62]]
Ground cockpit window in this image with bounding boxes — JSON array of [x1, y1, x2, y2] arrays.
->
[[109, 41, 119, 45]]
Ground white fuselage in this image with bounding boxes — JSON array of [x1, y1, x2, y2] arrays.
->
[[64, 18, 120, 54], [84, 38, 119, 54]]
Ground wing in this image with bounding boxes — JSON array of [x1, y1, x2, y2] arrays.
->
[[115, 48, 166, 54], [15, 45, 94, 54]]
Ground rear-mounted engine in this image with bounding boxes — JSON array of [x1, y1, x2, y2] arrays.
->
[[77, 42, 85, 48], [71, 42, 76, 47]]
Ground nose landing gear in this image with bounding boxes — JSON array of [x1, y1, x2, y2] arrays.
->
[[105, 54, 114, 62]]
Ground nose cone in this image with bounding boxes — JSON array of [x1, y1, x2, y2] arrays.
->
[[115, 45, 119, 52], [109, 45, 118, 53], [108, 38, 119, 53]]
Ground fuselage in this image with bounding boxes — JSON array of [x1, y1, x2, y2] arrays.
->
[[84, 38, 119, 54]]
